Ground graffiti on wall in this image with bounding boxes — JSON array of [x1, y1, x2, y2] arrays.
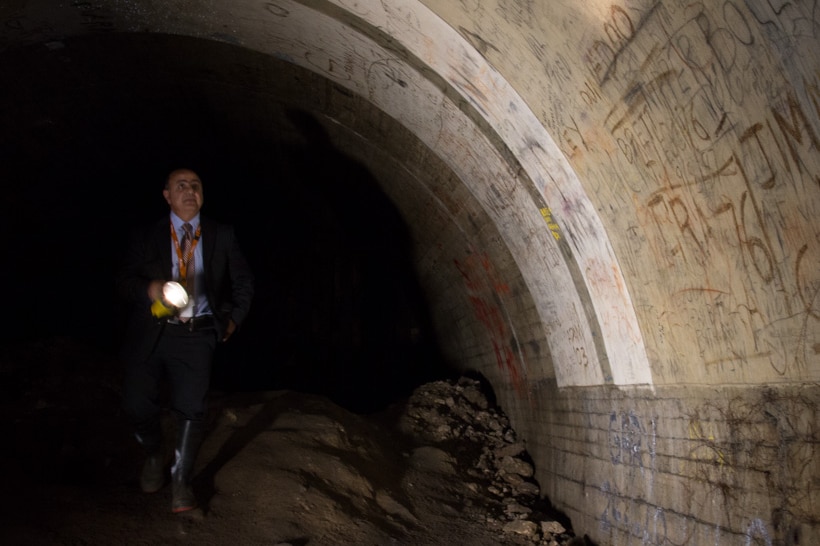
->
[[454, 249, 526, 395], [687, 417, 726, 467], [600, 410, 663, 543], [2, 1, 116, 45], [68, 1, 115, 32], [540, 207, 562, 240], [595, 388, 816, 544], [576, 0, 820, 378]]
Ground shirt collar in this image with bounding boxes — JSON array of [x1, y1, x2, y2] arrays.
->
[[170, 212, 201, 231]]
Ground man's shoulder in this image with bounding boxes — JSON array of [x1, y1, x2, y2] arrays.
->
[[201, 216, 236, 233]]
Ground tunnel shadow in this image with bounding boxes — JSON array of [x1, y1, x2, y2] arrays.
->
[[212, 108, 454, 414], [194, 392, 293, 512], [0, 69, 451, 415], [0, 36, 450, 417]]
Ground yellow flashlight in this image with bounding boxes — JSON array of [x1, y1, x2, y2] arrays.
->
[[150, 281, 190, 318]]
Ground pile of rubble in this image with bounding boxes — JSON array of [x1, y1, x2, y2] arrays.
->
[[396, 376, 589, 546]]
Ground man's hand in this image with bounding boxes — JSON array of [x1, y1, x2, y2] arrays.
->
[[148, 280, 164, 301], [222, 319, 237, 342]]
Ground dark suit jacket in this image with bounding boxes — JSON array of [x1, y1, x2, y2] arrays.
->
[[116, 214, 254, 364]]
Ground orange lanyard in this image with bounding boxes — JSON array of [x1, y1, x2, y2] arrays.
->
[[170, 221, 202, 280]]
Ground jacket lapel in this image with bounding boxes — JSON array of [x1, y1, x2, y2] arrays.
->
[[154, 217, 173, 280], [201, 216, 217, 274]]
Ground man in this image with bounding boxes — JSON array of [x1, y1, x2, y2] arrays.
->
[[116, 168, 254, 513]]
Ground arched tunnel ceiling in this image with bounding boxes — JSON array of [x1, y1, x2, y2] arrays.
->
[[1, 0, 818, 395]]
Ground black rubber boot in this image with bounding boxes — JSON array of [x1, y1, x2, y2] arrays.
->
[[135, 419, 165, 493], [171, 419, 204, 513], [140, 452, 165, 493]]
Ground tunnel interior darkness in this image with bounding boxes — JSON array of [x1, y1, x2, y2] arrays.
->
[[1, 33, 454, 414]]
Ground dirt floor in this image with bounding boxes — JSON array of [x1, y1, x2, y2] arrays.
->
[[0, 336, 590, 546]]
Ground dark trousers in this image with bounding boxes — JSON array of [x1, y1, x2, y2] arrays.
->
[[122, 324, 217, 439]]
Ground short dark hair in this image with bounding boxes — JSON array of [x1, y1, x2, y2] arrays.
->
[[165, 168, 198, 189]]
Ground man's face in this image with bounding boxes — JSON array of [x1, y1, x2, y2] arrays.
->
[[163, 169, 203, 220]]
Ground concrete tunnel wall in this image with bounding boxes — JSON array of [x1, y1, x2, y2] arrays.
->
[[1, 1, 818, 544]]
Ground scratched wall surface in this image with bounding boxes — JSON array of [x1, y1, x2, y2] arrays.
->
[[429, 0, 820, 386], [523, 382, 820, 546], [423, 2, 820, 541], [0, 1, 818, 545]]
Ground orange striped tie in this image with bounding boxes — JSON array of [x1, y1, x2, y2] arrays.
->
[[181, 223, 195, 310]]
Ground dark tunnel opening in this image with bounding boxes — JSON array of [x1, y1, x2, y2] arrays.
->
[[208, 110, 456, 412], [0, 35, 457, 414]]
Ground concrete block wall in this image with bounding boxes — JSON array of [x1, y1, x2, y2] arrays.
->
[[508, 383, 820, 545]]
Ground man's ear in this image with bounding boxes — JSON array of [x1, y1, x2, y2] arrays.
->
[[162, 189, 171, 204]]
